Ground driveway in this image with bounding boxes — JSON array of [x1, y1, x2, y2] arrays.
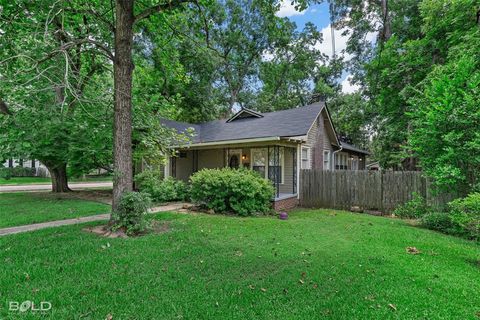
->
[[0, 182, 113, 193]]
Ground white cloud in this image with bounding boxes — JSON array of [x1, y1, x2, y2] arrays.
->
[[276, 0, 306, 18], [341, 75, 360, 94]]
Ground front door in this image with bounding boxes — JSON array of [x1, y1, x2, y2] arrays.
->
[[228, 149, 242, 169]]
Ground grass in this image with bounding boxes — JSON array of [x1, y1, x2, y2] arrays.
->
[[0, 209, 478, 319], [0, 176, 112, 186], [0, 192, 110, 228]]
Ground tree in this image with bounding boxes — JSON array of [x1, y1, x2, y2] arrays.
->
[[1, 0, 320, 212], [0, 0, 113, 191], [328, 93, 370, 148], [254, 22, 325, 111], [408, 28, 480, 194]]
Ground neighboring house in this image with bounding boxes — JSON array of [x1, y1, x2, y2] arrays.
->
[[1, 158, 50, 177], [334, 141, 369, 170], [161, 102, 369, 210]]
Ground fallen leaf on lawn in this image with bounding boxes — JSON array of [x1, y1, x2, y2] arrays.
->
[[248, 285, 255, 290], [105, 314, 113, 320], [299, 279, 304, 284], [301, 272, 306, 278], [388, 303, 397, 311], [260, 288, 267, 292], [406, 247, 421, 254]]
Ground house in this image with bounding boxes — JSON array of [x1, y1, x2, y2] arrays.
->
[[1, 158, 50, 177], [334, 141, 369, 170], [161, 102, 369, 210]]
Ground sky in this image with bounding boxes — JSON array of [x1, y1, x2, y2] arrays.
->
[[276, 1, 361, 94]]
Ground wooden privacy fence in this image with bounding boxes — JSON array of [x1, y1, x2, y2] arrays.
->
[[300, 170, 455, 212]]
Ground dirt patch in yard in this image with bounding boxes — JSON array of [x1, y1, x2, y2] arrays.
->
[[83, 220, 170, 238]]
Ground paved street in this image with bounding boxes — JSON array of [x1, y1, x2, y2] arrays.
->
[[0, 182, 113, 193]]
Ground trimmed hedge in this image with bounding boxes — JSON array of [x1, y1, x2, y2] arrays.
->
[[190, 168, 275, 216]]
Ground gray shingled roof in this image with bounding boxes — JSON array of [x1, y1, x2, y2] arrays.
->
[[160, 102, 325, 144], [340, 141, 370, 155]]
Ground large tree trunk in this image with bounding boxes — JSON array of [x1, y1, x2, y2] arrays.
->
[[112, 0, 135, 213], [45, 162, 71, 192], [380, 0, 392, 42]]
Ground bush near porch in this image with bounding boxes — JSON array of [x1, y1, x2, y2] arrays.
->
[[135, 170, 189, 203], [190, 168, 274, 216]]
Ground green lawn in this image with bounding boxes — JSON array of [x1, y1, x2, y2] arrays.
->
[[0, 209, 478, 319], [0, 193, 110, 228], [0, 176, 112, 185]]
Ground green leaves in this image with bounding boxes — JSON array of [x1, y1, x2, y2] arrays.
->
[[408, 30, 480, 193], [190, 168, 275, 216]]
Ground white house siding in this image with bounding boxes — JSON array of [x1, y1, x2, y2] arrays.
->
[[2, 159, 49, 176]]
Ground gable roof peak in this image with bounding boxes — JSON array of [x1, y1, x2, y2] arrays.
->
[[226, 107, 263, 123]]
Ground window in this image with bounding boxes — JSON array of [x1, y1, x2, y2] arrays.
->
[[268, 147, 284, 184], [251, 147, 284, 183], [335, 153, 348, 170], [301, 147, 311, 169], [351, 156, 358, 170], [323, 150, 331, 170], [251, 148, 267, 178]]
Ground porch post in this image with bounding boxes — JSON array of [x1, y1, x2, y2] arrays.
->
[[297, 144, 301, 199], [293, 147, 297, 194], [171, 157, 176, 178], [164, 155, 171, 178], [275, 145, 280, 198]]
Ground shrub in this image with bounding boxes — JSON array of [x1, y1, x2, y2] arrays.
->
[[0, 167, 36, 179], [0, 168, 12, 180], [421, 212, 458, 235], [190, 168, 275, 216], [393, 192, 430, 219], [112, 192, 152, 235], [135, 170, 188, 203], [447, 193, 480, 240]]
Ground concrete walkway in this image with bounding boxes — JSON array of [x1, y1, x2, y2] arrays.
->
[[0, 182, 113, 193], [0, 203, 189, 237]]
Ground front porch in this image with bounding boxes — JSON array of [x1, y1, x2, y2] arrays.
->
[[165, 141, 300, 205]]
